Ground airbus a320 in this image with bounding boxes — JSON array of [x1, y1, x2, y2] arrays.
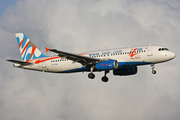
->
[[7, 33, 176, 82]]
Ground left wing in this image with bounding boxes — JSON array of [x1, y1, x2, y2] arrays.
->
[[6, 59, 33, 66], [45, 47, 104, 66]]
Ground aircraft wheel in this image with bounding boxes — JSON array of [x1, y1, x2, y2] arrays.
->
[[102, 76, 108, 82], [152, 70, 156, 74], [88, 73, 95, 79]]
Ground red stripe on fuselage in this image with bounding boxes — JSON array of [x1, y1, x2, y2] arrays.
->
[[78, 53, 89, 56], [35, 56, 61, 64], [26, 53, 89, 64]]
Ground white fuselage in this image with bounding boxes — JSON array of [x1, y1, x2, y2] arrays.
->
[[14, 45, 175, 73]]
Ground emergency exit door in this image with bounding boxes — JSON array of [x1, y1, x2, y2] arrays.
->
[[147, 46, 153, 56]]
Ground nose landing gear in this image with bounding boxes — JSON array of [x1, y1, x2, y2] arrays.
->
[[152, 70, 156, 74], [151, 64, 156, 74]]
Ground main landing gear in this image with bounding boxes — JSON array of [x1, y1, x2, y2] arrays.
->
[[88, 67, 95, 79], [151, 64, 156, 74], [88, 73, 95, 79], [87, 67, 110, 82], [101, 70, 109, 82]]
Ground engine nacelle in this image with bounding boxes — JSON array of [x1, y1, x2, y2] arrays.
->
[[113, 66, 137, 76], [96, 60, 118, 70]]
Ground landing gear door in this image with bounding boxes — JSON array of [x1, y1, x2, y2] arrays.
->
[[147, 46, 153, 56]]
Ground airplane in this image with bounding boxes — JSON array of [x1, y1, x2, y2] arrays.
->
[[7, 33, 176, 82]]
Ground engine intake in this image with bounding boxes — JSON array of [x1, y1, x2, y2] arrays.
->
[[96, 60, 118, 70], [113, 66, 137, 76]]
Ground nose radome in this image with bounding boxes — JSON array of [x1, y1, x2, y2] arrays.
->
[[169, 52, 176, 60]]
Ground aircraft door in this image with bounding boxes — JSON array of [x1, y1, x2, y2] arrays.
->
[[147, 46, 153, 56], [41, 61, 47, 70]]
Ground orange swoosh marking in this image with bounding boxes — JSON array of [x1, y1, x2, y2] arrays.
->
[[78, 53, 89, 55], [35, 56, 61, 64], [19, 38, 26, 48], [21, 41, 29, 55], [129, 48, 139, 57], [30, 46, 36, 59]]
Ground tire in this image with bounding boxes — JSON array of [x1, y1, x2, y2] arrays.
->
[[102, 76, 108, 82], [152, 70, 156, 74], [88, 73, 95, 79]]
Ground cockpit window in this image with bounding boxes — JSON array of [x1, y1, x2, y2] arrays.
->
[[158, 48, 169, 51]]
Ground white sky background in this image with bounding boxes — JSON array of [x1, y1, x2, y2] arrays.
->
[[0, 0, 180, 120]]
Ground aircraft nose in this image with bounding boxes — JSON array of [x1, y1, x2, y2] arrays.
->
[[169, 52, 176, 60]]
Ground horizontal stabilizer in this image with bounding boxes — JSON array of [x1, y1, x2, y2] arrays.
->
[[6, 59, 33, 66]]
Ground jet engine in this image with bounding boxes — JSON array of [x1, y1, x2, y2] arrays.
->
[[96, 60, 118, 70], [113, 66, 137, 76]]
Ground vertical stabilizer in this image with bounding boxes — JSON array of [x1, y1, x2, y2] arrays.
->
[[15, 33, 47, 61]]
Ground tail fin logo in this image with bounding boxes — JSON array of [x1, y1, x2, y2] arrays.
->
[[16, 33, 47, 61]]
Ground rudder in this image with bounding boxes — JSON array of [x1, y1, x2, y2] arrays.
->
[[15, 33, 47, 61]]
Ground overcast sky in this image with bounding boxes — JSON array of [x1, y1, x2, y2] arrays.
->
[[0, 0, 180, 120]]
